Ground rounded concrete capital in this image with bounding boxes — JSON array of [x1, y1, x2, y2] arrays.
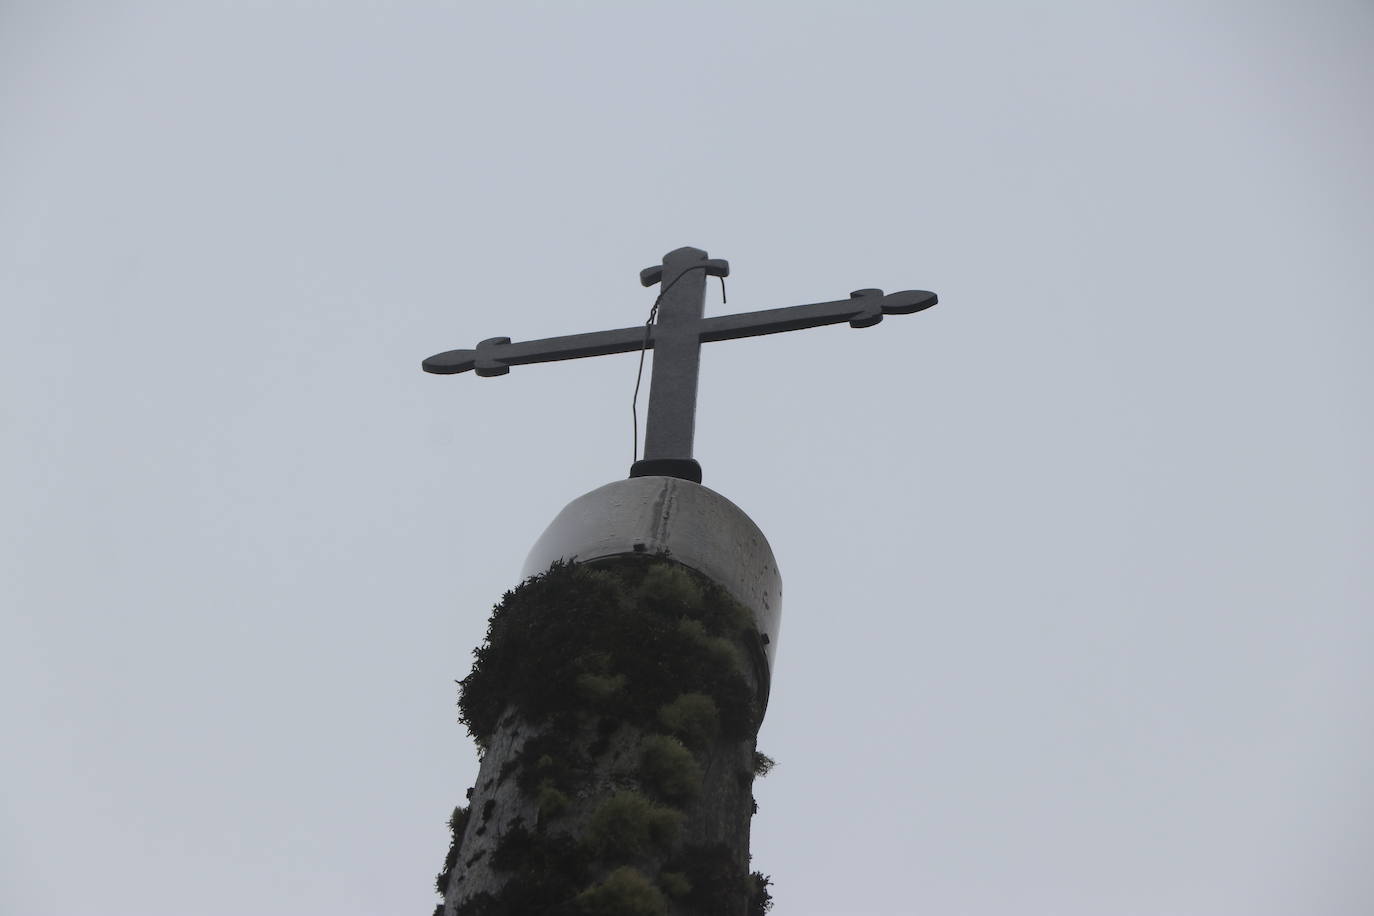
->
[[523, 476, 782, 680]]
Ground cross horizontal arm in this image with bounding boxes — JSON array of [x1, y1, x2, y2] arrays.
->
[[422, 289, 938, 376], [699, 288, 938, 342], [422, 324, 650, 376]]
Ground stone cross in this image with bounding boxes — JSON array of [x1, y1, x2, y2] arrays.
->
[[423, 246, 938, 483]]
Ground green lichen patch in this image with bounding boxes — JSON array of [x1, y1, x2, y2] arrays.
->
[[587, 791, 684, 858], [655, 693, 719, 749], [636, 562, 704, 613], [658, 870, 691, 898], [435, 805, 470, 896], [675, 617, 748, 677], [458, 558, 761, 746], [574, 866, 668, 916], [576, 672, 628, 702], [536, 782, 571, 821], [639, 735, 703, 801], [748, 871, 774, 916]]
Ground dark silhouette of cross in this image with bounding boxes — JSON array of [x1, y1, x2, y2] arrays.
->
[[423, 246, 938, 483]]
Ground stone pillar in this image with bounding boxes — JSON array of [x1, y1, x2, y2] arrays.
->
[[434, 477, 780, 916]]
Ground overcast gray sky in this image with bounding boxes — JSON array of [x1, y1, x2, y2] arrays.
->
[[4, 2, 1372, 914]]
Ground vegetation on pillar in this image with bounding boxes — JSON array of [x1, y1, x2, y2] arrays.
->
[[458, 558, 761, 744], [434, 556, 774, 916]]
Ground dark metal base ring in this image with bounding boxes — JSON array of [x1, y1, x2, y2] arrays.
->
[[629, 458, 703, 484]]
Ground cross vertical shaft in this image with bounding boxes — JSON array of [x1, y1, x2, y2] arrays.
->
[[644, 247, 709, 461], [632, 247, 723, 483]]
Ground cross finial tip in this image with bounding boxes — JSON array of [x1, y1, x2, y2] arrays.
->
[[642, 247, 728, 286]]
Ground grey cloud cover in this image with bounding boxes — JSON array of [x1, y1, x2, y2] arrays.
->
[[2, 2, 1372, 914]]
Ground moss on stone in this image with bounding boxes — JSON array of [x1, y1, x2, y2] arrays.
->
[[639, 734, 702, 801], [747, 871, 774, 915], [438, 557, 773, 914], [576, 672, 628, 702], [435, 805, 470, 896], [674, 616, 708, 642], [658, 870, 691, 898], [636, 562, 704, 612], [575, 866, 668, 916], [587, 791, 683, 857], [536, 782, 571, 820], [457, 558, 760, 746], [655, 692, 719, 749], [752, 751, 775, 778], [675, 617, 747, 676]]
